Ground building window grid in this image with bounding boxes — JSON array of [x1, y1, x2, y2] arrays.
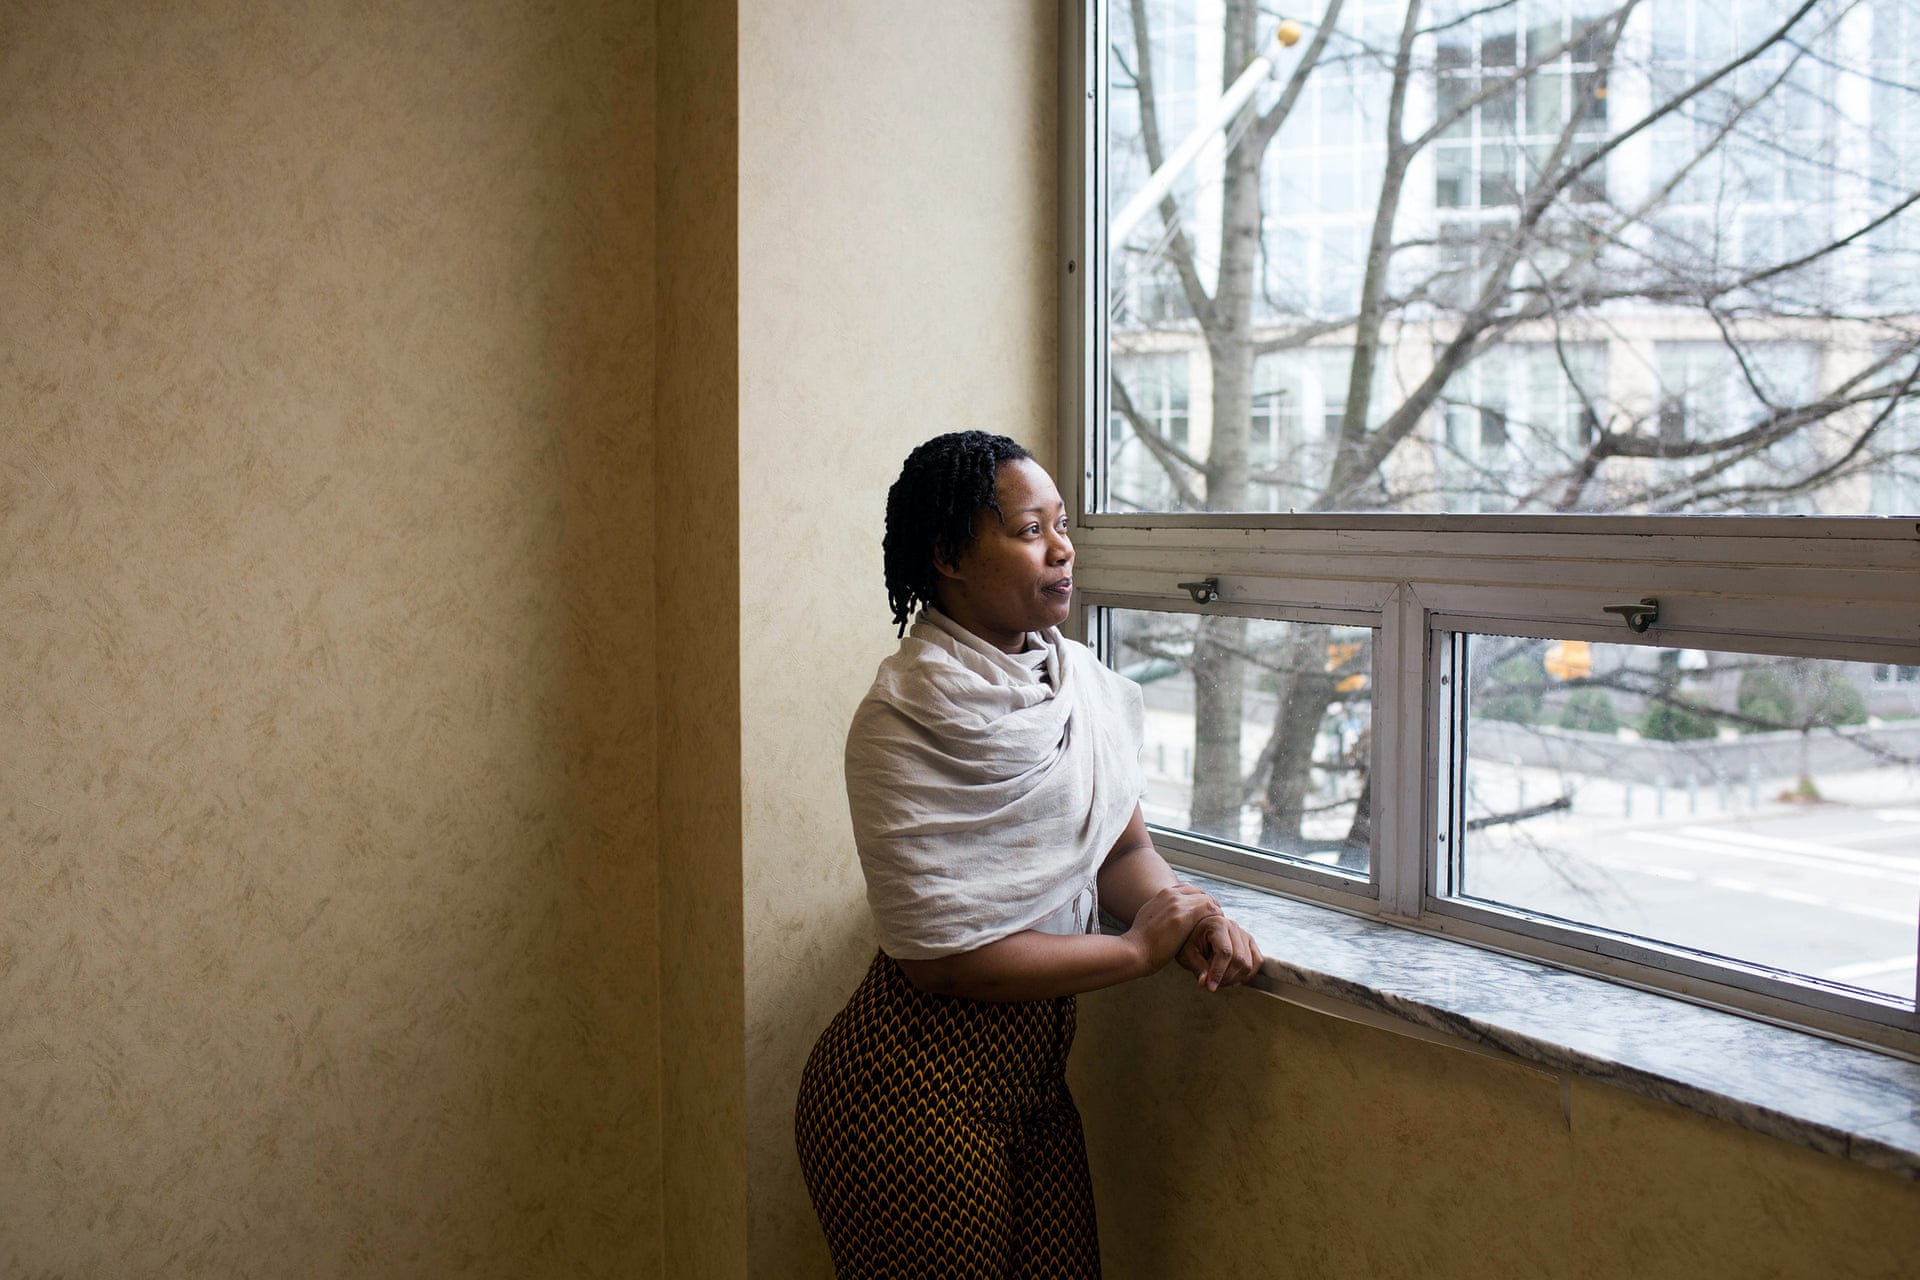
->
[[1250, 346, 1362, 509], [1650, 340, 1823, 513], [1260, 66, 1389, 319], [1436, 342, 1607, 511], [1872, 391, 1920, 513], [1434, 0, 1612, 214], [1869, 0, 1920, 309], [1109, 350, 1194, 512], [1644, 0, 1838, 282]]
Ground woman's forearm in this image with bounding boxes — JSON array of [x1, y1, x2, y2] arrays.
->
[[1095, 806, 1181, 925], [897, 806, 1228, 1002], [895, 930, 1149, 1002]]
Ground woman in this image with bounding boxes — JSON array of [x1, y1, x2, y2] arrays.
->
[[795, 431, 1263, 1278]]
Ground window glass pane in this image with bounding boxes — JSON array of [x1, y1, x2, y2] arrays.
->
[[1103, 0, 1920, 515], [1108, 609, 1374, 876], [1446, 635, 1920, 1007]]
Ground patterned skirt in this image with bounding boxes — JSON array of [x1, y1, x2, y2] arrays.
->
[[794, 950, 1101, 1279]]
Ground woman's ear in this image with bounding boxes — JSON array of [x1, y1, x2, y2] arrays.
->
[[932, 545, 964, 584]]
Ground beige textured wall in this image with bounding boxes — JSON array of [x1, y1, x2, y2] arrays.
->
[[657, 0, 747, 1275], [1, 2, 661, 1274], [736, 2, 1059, 1274], [1076, 969, 1920, 1279]]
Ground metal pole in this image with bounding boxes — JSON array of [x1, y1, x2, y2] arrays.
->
[[1110, 32, 1287, 244]]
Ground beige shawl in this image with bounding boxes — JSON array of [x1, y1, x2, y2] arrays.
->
[[845, 608, 1146, 961]]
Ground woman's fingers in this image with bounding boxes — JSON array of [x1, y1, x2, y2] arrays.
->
[[1185, 917, 1265, 991], [1177, 930, 1208, 977], [1205, 918, 1235, 990], [1220, 920, 1259, 987], [1241, 926, 1264, 981], [1141, 888, 1263, 990]]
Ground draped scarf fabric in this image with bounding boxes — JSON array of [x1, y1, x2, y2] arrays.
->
[[845, 608, 1147, 961]]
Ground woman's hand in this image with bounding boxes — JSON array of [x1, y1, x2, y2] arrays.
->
[[1098, 805, 1263, 991], [1123, 883, 1222, 977], [1177, 913, 1264, 992]]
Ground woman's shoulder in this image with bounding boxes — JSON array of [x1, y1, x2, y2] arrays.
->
[[847, 633, 975, 740]]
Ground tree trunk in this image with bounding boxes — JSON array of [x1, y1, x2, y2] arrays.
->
[[1258, 624, 1338, 847], [1341, 769, 1371, 871], [1187, 0, 1266, 835], [1189, 614, 1249, 837], [1205, 0, 1263, 515]]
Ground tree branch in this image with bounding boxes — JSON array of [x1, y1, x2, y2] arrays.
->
[[1250, 314, 1359, 356], [1253, 0, 1348, 152], [1109, 372, 1208, 509]]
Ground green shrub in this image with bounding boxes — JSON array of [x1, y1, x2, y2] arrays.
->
[[1557, 687, 1619, 734], [1815, 670, 1867, 726], [1736, 664, 1868, 732], [1736, 670, 1796, 730], [1641, 695, 1718, 741], [1481, 653, 1546, 724]]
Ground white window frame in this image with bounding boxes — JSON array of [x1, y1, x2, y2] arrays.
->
[[1059, 1, 1920, 1055]]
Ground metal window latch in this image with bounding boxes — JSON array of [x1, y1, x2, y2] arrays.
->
[[1178, 577, 1221, 605], [1603, 597, 1660, 632]]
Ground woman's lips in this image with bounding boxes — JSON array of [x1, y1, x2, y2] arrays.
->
[[1043, 578, 1074, 597]]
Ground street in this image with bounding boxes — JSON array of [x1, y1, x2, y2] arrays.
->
[[1464, 765, 1920, 1002]]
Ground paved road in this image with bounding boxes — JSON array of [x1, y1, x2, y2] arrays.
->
[[1466, 778, 1920, 1002]]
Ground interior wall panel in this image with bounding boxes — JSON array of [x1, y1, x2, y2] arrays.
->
[[0, 3, 662, 1273]]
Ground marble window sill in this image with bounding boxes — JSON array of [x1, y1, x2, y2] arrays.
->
[[1182, 871, 1920, 1181]]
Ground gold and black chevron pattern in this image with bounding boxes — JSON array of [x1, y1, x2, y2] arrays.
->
[[795, 951, 1102, 1278]]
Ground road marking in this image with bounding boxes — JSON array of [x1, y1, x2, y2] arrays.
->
[[1609, 853, 1911, 920], [1823, 954, 1918, 981], [1844, 825, 1920, 850], [1677, 826, 1920, 874], [1628, 830, 1920, 886], [1842, 905, 1919, 924]]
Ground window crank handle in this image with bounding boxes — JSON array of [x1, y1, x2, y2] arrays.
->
[[1602, 597, 1660, 632], [1177, 577, 1221, 605]]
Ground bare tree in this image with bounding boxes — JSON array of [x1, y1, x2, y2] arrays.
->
[[1109, 0, 1920, 848]]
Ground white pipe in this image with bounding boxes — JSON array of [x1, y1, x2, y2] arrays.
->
[[1110, 41, 1281, 245]]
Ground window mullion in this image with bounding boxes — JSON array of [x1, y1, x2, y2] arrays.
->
[[1377, 582, 1427, 919]]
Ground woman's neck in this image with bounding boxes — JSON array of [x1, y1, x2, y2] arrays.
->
[[929, 599, 1030, 655]]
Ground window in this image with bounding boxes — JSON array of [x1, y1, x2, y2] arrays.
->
[[1065, 0, 1920, 1051], [1440, 636, 1920, 1006], [1110, 607, 1375, 875]]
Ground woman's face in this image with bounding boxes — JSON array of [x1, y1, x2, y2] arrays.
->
[[934, 457, 1074, 653]]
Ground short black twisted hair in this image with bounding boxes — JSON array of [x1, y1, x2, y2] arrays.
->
[[883, 431, 1033, 635]]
